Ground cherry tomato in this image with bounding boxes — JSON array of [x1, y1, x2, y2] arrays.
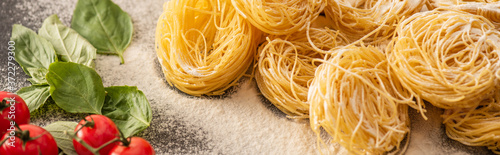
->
[[109, 137, 155, 155], [0, 124, 58, 155], [0, 91, 30, 136], [73, 114, 120, 155]]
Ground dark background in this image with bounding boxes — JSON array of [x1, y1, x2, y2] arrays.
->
[[1, 0, 32, 92]]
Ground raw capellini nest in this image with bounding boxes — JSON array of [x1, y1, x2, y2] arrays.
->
[[429, 0, 500, 9], [255, 27, 348, 118], [155, 0, 262, 96], [386, 8, 500, 109], [442, 2, 500, 30], [442, 90, 500, 154], [308, 45, 414, 154], [324, 0, 425, 44], [231, 0, 327, 35]]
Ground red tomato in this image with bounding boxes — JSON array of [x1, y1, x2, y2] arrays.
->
[[0, 91, 30, 136], [0, 124, 58, 155], [73, 114, 120, 155], [109, 137, 155, 155]]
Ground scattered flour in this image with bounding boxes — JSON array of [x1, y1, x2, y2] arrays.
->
[[3, 0, 494, 154]]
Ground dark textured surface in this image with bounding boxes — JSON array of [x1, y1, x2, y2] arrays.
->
[[0, 0, 31, 92]]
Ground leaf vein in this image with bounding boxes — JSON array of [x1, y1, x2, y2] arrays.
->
[[90, 0, 121, 55]]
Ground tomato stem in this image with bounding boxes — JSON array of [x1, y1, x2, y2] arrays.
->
[[20, 130, 30, 141], [0, 98, 12, 111], [83, 116, 96, 128], [117, 129, 131, 147], [15, 126, 46, 150], [0, 119, 39, 150], [66, 131, 101, 155], [0, 124, 24, 150], [75, 116, 96, 134], [12, 126, 31, 150], [65, 130, 120, 155], [70, 115, 122, 155], [94, 137, 120, 153]]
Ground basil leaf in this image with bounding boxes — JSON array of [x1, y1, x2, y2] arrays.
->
[[10, 24, 57, 84], [46, 62, 105, 114], [71, 0, 133, 64], [103, 86, 152, 137], [16, 84, 51, 112], [26, 68, 49, 84], [44, 121, 79, 155], [39, 14, 97, 68]]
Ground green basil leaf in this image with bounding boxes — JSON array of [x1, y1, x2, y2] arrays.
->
[[39, 14, 97, 68], [16, 84, 51, 112], [71, 0, 133, 64], [26, 68, 49, 84], [46, 62, 105, 114], [44, 121, 79, 155], [10, 24, 57, 84], [103, 86, 152, 137]]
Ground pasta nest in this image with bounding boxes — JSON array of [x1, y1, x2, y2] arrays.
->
[[155, 0, 261, 96], [324, 0, 425, 43], [443, 90, 500, 154], [442, 2, 500, 30], [309, 46, 414, 154], [430, 0, 500, 9], [255, 27, 348, 118], [231, 0, 326, 35], [387, 9, 500, 109]]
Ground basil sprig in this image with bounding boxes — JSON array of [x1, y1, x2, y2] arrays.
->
[[45, 62, 152, 137], [11, 0, 150, 138], [12, 14, 98, 112]]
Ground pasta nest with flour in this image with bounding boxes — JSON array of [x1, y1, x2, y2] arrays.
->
[[442, 90, 500, 154], [255, 27, 348, 118], [324, 0, 425, 44], [430, 0, 500, 9], [155, 0, 262, 96], [231, 0, 326, 35], [387, 9, 500, 109], [442, 2, 500, 30], [308, 45, 414, 154]]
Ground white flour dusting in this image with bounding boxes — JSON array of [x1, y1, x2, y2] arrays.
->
[[9, 0, 494, 154]]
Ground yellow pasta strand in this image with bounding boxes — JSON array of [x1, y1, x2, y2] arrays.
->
[[324, 0, 425, 44], [155, 0, 262, 96], [231, 0, 326, 35], [442, 91, 500, 154], [255, 27, 348, 118], [387, 9, 500, 109], [430, 0, 499, 8], [309, 45, 414, 154], [443, 2, 500, 30]]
